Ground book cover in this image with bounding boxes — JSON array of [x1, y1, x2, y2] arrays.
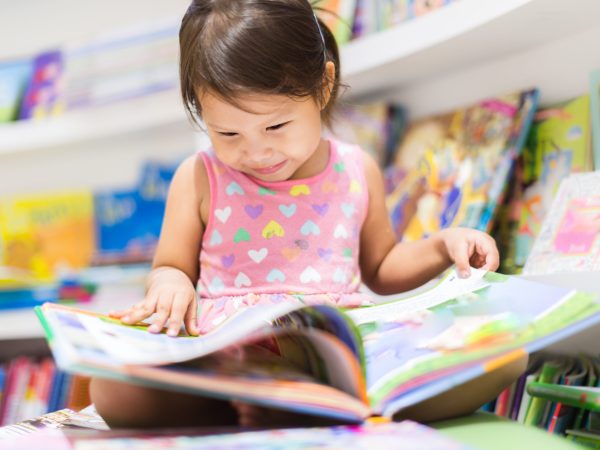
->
[[35, 268, 600, 422], [18, 50, 65, 120], [93, 161, 175, 265], [0, 191, 95, 281], [514, 95, 592, 269], [331, 103, 405, 167], [385, 89, 539, 242], [523, 172, 600, 275], [0, 59, 32, 123]]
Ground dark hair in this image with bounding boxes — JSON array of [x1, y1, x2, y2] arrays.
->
[[179, 0, 341, 127]]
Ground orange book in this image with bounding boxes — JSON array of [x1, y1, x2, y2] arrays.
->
[[66, 375, 91, 412]]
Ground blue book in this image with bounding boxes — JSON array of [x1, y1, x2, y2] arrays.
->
[[0, 59, 32, 122], [93, 161, 176, 264], [0, 286, 58, 310], [47, 370, 64, 413]]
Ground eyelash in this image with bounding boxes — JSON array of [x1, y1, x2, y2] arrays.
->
[[267, 121, 289, 131], [217, 122, 289, 137]]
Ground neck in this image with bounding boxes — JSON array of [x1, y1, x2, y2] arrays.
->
[[289, 138, 329, 180]]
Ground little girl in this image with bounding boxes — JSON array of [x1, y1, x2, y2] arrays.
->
[[91, 0, 526, 428]]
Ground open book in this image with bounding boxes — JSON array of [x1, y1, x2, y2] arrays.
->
[[35, 268, 600, 422]]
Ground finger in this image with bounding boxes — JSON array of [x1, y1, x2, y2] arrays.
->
[[167, 293, 191, 337], [109, 300, 147, 318], [149, 296, 172, 333], [477, 238, 500, 271], [184, 297, 199, 336], [121, 297, 157, 324], [452, 239, 472, 278], [109, 308, 134, 318]]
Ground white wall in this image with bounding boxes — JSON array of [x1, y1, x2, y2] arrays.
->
[[0, 0, 197, 195], [0, 0, 190, 59]]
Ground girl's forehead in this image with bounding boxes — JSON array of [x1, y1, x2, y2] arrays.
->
[[199, 89, 310, 117]]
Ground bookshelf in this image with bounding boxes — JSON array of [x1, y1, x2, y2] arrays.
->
[[1, 1, 599, 336], [343, 0, 600, 98], [0, 283, 146, 341], [3, 0, 600, 154], [0, 90, 187, 157]]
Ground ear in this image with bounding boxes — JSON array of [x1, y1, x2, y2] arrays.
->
[[320, 61, 336, 110]]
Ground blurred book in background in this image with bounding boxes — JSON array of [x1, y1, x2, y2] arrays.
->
[[523, 171, 600, 276], [0, 59, 32, 123], [384, 89, 539, 242]]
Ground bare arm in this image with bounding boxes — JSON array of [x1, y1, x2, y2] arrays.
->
[[111, 154, 209, 335], [359, 153, 499, 295]]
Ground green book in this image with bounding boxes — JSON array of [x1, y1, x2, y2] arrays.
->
[[527, 382, 600, 413], [523, 361, 563, 426]]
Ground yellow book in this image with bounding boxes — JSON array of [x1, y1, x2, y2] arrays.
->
[[0, 191, 95, 280]]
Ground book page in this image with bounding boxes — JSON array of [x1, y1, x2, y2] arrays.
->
[[347, 268, 489, 325], [125, 329, 370, 421], [349, 274, 596, 416], [38, 301, 307, 367]]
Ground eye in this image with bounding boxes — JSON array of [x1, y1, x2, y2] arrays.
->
[[267, 121, 290, 131], [218, 131, 238, 137]]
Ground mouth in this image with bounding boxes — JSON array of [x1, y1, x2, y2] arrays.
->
[[252, 160, 287, 175]]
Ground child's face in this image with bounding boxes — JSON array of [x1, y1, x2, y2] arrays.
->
[[199, 90, 325, 182]]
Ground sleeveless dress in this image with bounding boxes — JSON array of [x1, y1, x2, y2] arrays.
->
[[196, 139, 374, 333]]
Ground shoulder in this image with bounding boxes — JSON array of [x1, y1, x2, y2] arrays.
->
[[329, 137, 382, 192], [172, 152, 209, 189], [330, 138, 378, 170], [169, 152, 211, 223]]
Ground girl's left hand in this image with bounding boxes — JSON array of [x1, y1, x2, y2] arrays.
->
[[439, 227, 500, 278]]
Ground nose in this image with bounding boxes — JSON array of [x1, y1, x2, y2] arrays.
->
[[243, 139, 274, 165]]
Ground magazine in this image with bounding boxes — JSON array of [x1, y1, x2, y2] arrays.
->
[[35, 268, 600, 422]]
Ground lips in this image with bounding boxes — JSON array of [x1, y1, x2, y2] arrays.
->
[[252, 160, 287, 175]]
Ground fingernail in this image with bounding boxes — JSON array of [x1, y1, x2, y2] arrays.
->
[[122, 316, 130, 322], [460, 270, 470, 278], [168, 328, 178, 337], [148, 325, 159, 333]]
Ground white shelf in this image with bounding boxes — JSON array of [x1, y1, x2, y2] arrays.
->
[[0, 89, 189, 156], [0, 283, 145, 340], [341, 0, 600, 100], [4, 0, 600, 154]]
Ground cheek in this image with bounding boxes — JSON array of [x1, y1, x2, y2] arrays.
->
[[212, 143, 240, 168]]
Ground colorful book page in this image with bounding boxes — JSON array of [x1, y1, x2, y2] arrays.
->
[[523, 172, 600, 275]]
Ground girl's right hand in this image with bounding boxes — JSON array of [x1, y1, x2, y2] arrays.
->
[[109, 267, 200, 337]]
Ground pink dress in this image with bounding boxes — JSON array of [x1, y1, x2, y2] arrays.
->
[[196, 139, 374, 333]]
